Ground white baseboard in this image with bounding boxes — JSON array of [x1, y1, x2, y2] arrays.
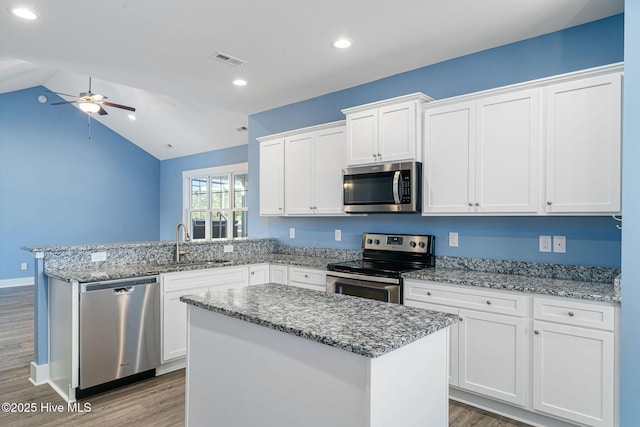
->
[[29, 361, 50, 386], [0, 277, 34, 288], [156, 358, 186, 375]]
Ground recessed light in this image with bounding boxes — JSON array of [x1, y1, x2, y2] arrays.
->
[[128, 114, 136, 121], [11, 7, 37, 20], [233, 79, 247, 87], [331, 38, 352, 49]]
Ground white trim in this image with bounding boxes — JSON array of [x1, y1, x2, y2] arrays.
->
[[182, 162, 248, 179], [256, 120, 346, 141], [29, 361, 50, 386], [156, 358, 186, 375], [0, 277, 34, 288]]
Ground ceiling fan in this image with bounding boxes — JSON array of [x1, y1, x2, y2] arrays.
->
[[49, 77, 136, 115]]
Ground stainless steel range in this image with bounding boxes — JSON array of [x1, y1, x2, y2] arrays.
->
[[326, 232, 435, 304]]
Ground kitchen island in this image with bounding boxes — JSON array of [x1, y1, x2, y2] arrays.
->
[[181, 284, 458, 427]]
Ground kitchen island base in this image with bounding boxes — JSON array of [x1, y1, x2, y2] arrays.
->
[[185, 304, 449, 427]]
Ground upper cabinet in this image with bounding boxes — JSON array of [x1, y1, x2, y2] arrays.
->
[[424, 89, 539, 214], [258, 137, 285, 216], [258, 121, 346, 217], [544, 73, 622, 214], [342, 93, 433, 166], [423, 64, 622, 216]]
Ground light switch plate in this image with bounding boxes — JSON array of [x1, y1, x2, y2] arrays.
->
[[91, 251, 107, 262], [335, 229, 341, 241], [448, 232, 459, 247], [223, 245, 233, 253], [21, 263, 27, 271], [553, 236, 566, 253], [289, 228, 295, 239], [539, 236, 552, 252]]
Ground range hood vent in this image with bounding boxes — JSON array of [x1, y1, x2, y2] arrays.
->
[[210, 51, 246, 66]]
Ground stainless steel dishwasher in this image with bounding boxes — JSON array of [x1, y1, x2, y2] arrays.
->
[[78, 276, 160, 397]]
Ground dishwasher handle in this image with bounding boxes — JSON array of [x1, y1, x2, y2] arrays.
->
[[81, 276, 158, 292]]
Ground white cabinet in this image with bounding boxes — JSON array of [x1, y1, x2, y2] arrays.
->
[[269, 264, 288, 285], [249, 264, 269, 285], [161, 266, 249, 362], [258, 138, 284, 216], [423, 89, 539, 214], [532, 297, 616, 427], [404, 280, 528, 406], [288, 266, 327, 292], [284, 123, 346, 215], [343, 93, 432, 166], [544, 73, 622, 214]]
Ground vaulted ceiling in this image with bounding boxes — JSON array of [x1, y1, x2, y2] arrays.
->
[[0, 0, 624, 160]]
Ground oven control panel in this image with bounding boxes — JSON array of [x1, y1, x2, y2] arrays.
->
[[362, 233, 434, 253]]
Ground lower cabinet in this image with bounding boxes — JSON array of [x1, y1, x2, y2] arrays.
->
[[161, 266, 249, 362], [404, 279, 619, 427], [288, 266, 327, 291], [249, 264, 269, 285], [269, 264, 288, 285]]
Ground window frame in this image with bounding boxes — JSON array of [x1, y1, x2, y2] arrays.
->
[[182, 162, 249, 240]]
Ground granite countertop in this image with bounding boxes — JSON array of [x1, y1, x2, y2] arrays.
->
[[181, 283, 458, 358], [44, 254, 342, 283], [404, 268, 620, 303]]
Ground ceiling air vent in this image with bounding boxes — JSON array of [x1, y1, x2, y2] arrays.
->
[[210, 51, 246, 66]]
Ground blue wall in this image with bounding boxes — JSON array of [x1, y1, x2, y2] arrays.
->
[[159, 145, 248, 240], [0, 86, 160, 281], [620, 2, 639, 425], [247, 14, 624, 268]]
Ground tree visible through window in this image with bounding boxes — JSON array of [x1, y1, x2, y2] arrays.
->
[[184, 165, 248, 240]]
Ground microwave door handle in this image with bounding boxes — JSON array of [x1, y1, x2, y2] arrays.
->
[[392, 171, 401, 204]]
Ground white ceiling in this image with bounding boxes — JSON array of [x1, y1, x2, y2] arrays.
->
[[0, 0, 624, 160]]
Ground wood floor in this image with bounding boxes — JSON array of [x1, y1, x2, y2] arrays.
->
[[0, 285, 530, 426]]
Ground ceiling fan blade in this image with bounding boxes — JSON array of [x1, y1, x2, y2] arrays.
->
[[50, 100, 79, 105], [46, 90, 79, 98], [97, 107, 108, 115], [102, 101, 136, 112]]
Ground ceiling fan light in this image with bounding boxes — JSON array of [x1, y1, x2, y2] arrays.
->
[[11, 8, 37, 20], [79, 102, 100, 114]]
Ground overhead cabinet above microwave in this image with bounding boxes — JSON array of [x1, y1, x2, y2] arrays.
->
[[342, 93, 434, 166]]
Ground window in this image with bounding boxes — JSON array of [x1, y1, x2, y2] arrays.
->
[[183, 163, 248, 240]]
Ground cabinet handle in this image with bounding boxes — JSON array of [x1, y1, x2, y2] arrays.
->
[[534, 330, 540, 335], [304, 274, 308, 278], [568, 311, 574, 317], [547, 201, 552, 206], [468, 202, 473, 207], [427, 291, 431, 296], [373, 154, 378, 159], [475, 202, 480, 207], [459, 317, 463, 322], [251, 271, 255, 275], [377, 153, 381, 158], [486, 300, 492, 305]]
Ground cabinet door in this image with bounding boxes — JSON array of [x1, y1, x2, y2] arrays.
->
[[314, 126, 346, 214], [162, 285, 210, 361], [378, 101, 417, 163], [458, 309, 527, 406], [249, 264, 269, 285], [544, 73, 622, 213], [405, 299, 459, 386], [259, 139, 285, 215], [284, 133, 314, 215], [532, 320, 614, 427], [346, 109, 379, 165], [476, 89, 539, 213], [269, 265, 288, 285], [423, 103, 475, 213]]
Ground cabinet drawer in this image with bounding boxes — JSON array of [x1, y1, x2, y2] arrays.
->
[[533, 297, 615, 331], [162, 269, 217, 293], [404, 280, 528, 317], [288, 267, 326, 286]]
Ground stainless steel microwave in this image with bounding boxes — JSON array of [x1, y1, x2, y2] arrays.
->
[[342, 162, 421, 213]]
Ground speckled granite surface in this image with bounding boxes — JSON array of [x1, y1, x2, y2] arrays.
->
[[404, 268, 619, 303], [44, 254, 344, 282], [181, 283, 458, 358]]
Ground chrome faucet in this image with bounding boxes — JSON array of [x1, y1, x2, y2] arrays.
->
[[175, 222, 191, 262]]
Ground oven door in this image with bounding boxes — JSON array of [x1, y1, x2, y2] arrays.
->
[[326, 272, 401, 304]]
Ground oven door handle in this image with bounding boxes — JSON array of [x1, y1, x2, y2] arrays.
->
[[392, 171, 401, 204], [326, 271, 400, 285]]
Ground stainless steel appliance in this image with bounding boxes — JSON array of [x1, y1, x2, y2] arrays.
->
[[342, 161, 421, 213], [327, 232, 435, 304], [78, 276, 160, 397]]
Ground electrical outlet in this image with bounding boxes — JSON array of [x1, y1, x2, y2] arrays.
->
[[448, 232, 459, 247], [223, 244, 233, 253], [539, 236, 552, 252], [289, 228, 295, 239], [553, 236, 566, 253], [91, 251, 107, 262], [21, 263, 27, 271], [335, 229, 342, 241]]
